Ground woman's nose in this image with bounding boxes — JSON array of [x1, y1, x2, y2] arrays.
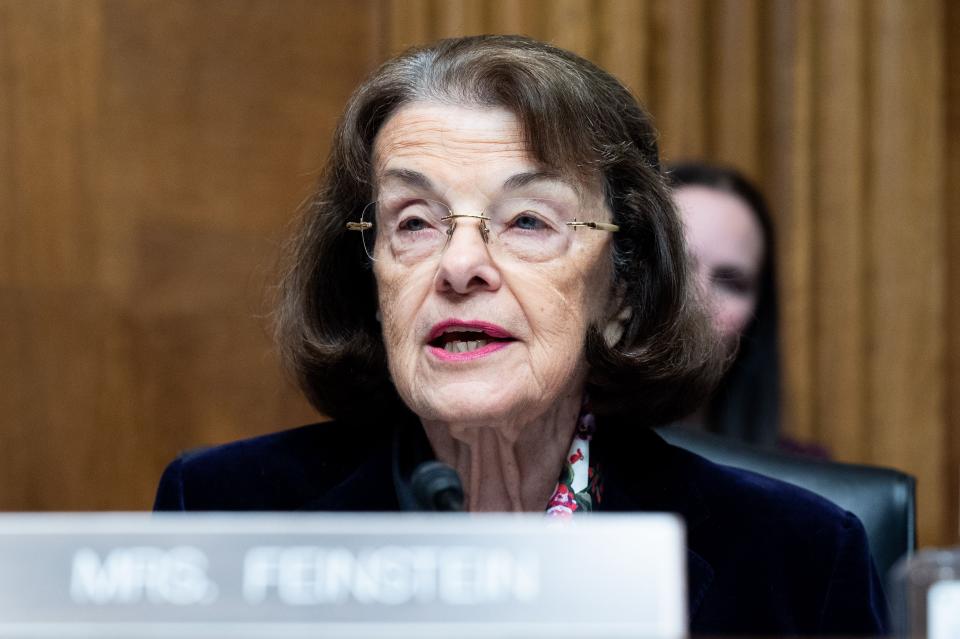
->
[[434, 219, 502, 295]]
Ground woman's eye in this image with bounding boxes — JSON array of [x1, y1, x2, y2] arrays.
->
[[512, 213, 547, 231], [398, 217, 430, 232], [711, 270, 753, 296], [717, 279, 748, 295]]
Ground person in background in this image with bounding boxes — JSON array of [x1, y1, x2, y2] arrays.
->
[[669, 162, 826, 456]]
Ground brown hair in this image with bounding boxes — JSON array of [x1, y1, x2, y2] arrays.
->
[[274, 35, 722, 426]]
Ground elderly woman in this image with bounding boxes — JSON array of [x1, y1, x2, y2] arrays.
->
[[155, 36, 886, 635]]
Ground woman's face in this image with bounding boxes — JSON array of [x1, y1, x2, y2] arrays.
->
[[370, 102, 614, 425], [674, 185, 765, 353]]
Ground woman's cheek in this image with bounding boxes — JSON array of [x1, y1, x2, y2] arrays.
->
[[714, 296, 756, 343], [504, 263, 594, 336]]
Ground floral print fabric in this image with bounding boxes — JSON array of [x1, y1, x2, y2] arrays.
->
[[546, 403, 602, 517]]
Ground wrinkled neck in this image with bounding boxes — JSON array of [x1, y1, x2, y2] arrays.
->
[[420, 391, 582, 511]]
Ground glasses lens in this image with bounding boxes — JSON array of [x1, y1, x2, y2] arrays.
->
[[361, 196, 588, 264], [359, 202, 378, 261], [374, 197, 451, 264], [488, 198, 573, 262]]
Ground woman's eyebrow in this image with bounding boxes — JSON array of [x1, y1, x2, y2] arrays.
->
[[378, 168, 435, 191], [502, 170, 567, 191], [714, 265, 754, 281]]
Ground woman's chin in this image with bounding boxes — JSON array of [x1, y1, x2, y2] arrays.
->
[[405, 391, 531, 426]]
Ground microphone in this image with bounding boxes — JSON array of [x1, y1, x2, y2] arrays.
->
[[411, 461, 465, 512]]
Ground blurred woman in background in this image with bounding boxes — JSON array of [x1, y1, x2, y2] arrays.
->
[[669, 163, 782, 447]]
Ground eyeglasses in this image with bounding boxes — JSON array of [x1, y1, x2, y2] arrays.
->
[[346, 196, 618, 264]]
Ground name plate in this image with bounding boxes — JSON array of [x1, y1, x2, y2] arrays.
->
[[0, 513, 686, 638], [929, 580, 960, 639]]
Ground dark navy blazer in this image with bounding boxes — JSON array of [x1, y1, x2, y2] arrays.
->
[[155, 415, 888, 636]]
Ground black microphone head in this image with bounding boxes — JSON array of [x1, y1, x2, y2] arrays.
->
[[410, 461, 465, 512]]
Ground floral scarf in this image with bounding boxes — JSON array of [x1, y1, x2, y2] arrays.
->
[[546, 401, 603, 517]]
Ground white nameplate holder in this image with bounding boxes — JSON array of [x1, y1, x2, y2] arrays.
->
[[0, 513, 686, 638], [928, 579, 960, 639]]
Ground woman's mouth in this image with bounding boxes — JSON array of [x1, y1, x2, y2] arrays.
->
[[426, 321, 516, 360], [432, 330, 503, 353]]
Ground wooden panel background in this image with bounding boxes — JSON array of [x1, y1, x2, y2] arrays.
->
[[1, 0, 957, 547]]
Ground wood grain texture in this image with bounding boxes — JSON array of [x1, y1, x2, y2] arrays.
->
[[1, 0, 957, 545], [488, 0, 551, 41], [765, 0, 815, 442], [0, 0, 379, 508], [865, 0, 945, 546], [0, 0, 101, 289], [810, 0, 866, 462], [649, 0, 706, 162], [947, 0, 960, 545], [485, 0, 528, 35], [596, 0, 648, 98], [384, 0, 430, 55], [707, 0, 759, 176], [434, 0, 486, 39], [545, 0, 595, 59]]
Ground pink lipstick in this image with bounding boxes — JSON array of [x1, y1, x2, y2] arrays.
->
[[427, 319, 516, 362]]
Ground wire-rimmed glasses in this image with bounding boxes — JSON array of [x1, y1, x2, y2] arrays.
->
[[346, 195, 618, 264]]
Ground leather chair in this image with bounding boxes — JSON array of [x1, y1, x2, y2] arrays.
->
[[655, 425, 916, 580]]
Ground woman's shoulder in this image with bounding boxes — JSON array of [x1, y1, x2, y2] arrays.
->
[[689, 448, 852, 525], [627, 425, 858, 532], [663, 443, 887, 635], [686, 450, 879, 582], [602, 422, 852, 525], [598, 424, 886, 634], [663, 438, 869, 557], [153, 421, 395, 511]]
